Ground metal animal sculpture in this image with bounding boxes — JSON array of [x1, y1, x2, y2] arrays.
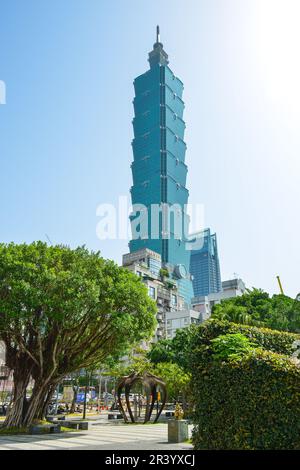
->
[[117, 371, 167, 423]]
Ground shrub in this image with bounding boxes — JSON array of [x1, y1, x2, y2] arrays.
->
[[191, 349, 300, 449], [189, 320, 300, 449], [192, 319, 300, 356], [210, 333, 257, 360]]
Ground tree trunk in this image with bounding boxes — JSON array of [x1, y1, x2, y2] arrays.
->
[[39, 383, 57, 420], [22, 380, 51, 426], [3, 367, 31, 429]]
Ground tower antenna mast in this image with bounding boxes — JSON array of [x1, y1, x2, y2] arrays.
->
[[156, 25, 160, 43]]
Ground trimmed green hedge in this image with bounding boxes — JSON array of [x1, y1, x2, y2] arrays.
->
[[189, 320, 300, 450], [192, 319, 299, 356]]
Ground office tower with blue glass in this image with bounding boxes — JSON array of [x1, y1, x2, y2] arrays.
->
[[129, 27, 194, 304], [190, 228, 222, 297]]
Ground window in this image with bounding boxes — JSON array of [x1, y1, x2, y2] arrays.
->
[[136, 271, 142, 277], [148, 286, 156, 299], [171, 294, 177, 306]]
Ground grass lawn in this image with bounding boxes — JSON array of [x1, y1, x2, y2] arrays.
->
[[0, 420, 78, 436], [0, 426, 28, 436]]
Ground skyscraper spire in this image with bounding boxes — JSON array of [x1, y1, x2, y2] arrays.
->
[[156, 25, 160, 44], [148, 25, 169, 68]]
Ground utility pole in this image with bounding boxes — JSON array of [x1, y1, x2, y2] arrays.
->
[[98, 370, 102, 413], [104, 378, 108, 408]]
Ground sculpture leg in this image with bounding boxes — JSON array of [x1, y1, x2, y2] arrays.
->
[[125, 383, 135, 423], [148, 384, 157, 422], [143, 383, 152, 424]]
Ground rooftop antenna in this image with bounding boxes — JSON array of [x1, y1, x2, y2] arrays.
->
[[156, 25, 160, 43]]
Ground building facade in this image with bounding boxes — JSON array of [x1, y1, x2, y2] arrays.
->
[[192, 277, 246, 316], [129, 27, 193, 304], [190, 228, 222, 297], [123, 248, 186, 341], [165, 309, 203, 339]]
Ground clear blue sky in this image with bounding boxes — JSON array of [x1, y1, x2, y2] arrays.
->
[[0, 0, 299, 297]]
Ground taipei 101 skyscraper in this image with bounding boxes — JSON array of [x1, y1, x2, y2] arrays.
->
[[129, 27, 194, 304]]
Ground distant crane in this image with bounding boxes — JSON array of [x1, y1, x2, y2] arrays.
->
[[276, 276, 285, 295], [45, 234, 53, 245]]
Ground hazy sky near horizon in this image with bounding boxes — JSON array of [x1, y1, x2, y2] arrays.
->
[[0, 0, 299, 297]]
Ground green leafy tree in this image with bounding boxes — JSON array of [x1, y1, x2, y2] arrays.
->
[[0, 242, 156, 428], [153, 362, 190, 402], [147, 339, 175, 364], [147, 325, 196, 369], [212, 288, 300, 332]]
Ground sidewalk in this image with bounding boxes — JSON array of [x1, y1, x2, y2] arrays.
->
[[0, 421, 193, 450]]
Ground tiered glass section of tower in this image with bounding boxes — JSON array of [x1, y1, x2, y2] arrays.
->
[[129, 28, 194, 304]]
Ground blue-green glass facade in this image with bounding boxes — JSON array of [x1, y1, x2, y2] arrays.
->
[[129, 31, 194, 304], [190, 228, 222, 297]]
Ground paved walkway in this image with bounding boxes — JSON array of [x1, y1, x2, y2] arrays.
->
[[0, 422, 193, 450]]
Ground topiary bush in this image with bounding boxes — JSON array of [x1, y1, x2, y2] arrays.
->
[[189, 320, 300, 450], [192, 319, 300, 356]]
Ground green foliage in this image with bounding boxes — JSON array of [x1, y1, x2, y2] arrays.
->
[[0, 242, 157, 427], [147, 325, 196, 369], [113, 349, 190, 402], [0, 242, 157, 371], [147, 339, 175, 364], [212, 288, 300, 332], [210, 333, 257, 361], [189, 320, 300, 449], [193, 319, 299, 356], [159, 268, 169, 278], [0, 426, 28, 436], [124, 354, 153, 376], [153, 362, 190, 401]]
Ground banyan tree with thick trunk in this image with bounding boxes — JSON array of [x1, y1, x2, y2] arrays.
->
[[0, 242, 157, 428]]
